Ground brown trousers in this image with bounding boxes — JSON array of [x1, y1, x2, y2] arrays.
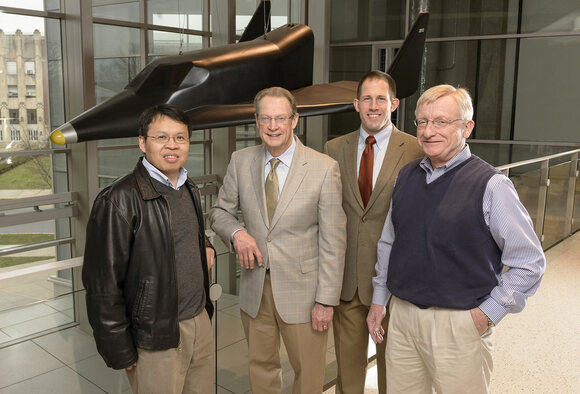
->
[[333, 291, 388, 394], [241, 272, 329, 394]]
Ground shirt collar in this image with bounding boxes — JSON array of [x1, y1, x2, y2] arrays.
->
[[359, 123, 393, 152], [265, 136, 297, 168], [141, 156, 188, 190], [420, 144, 472, 173]]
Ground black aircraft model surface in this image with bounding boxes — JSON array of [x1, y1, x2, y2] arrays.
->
[[50, 2, 428, 145]]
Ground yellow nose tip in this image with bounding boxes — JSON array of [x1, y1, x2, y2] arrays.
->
[[50, 130, 66, 145]]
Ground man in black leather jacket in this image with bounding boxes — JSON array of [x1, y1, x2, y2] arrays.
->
[[82, 104, 215, 393]]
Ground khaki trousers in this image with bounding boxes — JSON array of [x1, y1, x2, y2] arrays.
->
[[386, 296, 494, 394], [241, 272, 329, 394], [126, 310, 214, 394], [332, 291, 388, 394]]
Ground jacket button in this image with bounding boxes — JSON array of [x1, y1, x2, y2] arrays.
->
[[362, 217, 367, 223], [267, 236, 272, 242]]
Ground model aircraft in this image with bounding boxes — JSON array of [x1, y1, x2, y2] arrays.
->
[[50, 1, 428, 145]]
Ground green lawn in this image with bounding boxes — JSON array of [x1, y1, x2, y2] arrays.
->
[[0, 156, 52, 189], [0, 233, 55, 245], [0, 233, 56, 268]]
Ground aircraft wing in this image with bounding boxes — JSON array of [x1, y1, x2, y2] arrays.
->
[[187, 80, 358, 130]]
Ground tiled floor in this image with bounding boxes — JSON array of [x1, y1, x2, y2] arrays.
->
[[1, 230, 579, 393], [0, 291, 343, 394]]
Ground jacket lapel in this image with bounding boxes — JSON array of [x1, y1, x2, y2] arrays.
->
[[343, 131, 365, 210], [251, 146, 269, 227], [365, 128, 406, 211], [269, 138, 308, 229]]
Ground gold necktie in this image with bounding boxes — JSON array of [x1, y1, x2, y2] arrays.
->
[[265, 158, 281, 224]]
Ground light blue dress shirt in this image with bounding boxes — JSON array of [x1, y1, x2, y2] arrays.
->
[[371, 145, 546, 325]]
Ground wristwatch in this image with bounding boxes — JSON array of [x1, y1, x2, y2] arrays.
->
[[485, 314, 495, 328]]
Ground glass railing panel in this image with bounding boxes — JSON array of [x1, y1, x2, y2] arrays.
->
[[0, 268, 76, 347], [543, 162, 571, 249], [507, 163, 542, 232]]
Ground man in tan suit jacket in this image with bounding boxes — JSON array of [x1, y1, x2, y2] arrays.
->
[[210, 87, 346, 394], [324, 71, 423, 394]]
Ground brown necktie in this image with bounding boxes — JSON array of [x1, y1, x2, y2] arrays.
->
[[358, 136, 376, 207], [265, 158, 281, 224]]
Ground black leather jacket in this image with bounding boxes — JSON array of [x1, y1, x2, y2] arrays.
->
[[82, 159, 214, 370]]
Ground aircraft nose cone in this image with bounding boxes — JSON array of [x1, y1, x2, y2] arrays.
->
[[50, 129, 65, 145], [50, 122, 78, 145]]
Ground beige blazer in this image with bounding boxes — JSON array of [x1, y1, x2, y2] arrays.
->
[[210, 138, 347, 324], [324, 127, 423, 305]]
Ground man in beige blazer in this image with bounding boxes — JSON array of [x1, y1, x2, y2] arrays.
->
[[210, 87, 346, 394], [324, 71, 423, 394]]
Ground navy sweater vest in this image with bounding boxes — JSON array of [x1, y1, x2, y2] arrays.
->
[[387, 155, 503, 310]]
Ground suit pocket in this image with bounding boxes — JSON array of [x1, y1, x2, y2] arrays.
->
[[299, 256, 317, 273]]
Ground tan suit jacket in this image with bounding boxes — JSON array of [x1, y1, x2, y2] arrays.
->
[[210, 137, 347, 324], [324, 127, 423, 306]]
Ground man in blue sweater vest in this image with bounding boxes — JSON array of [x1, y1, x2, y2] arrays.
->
[[366, 84, 546, 394]]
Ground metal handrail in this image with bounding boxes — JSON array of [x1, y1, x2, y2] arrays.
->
[[496, 149, 580, 171]]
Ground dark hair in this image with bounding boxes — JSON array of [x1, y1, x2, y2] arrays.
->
[[138, 104, 191, 138], [357, 70, 397, 99]]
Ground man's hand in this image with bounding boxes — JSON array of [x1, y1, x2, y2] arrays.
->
[[367, 303, 386, 344], [205, 247, 215, 270], [233, 230, 263, 269], [311, 303, 333, 332], [126, 362, 137, 371], [470, 307, 490, 336]]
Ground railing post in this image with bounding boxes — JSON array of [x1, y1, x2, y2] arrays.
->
[[535, 159, 549, 243], [565, 152, 579, 236]]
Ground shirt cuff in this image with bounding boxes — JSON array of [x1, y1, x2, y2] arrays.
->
[[372, 288, 391, 307], [479, 296, 509, 326]]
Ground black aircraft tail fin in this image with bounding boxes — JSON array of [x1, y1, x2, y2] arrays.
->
[[239, 0, 271, 42], [387, 12, 429, 99]]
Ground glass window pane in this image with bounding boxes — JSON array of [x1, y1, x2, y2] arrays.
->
[[410, 0, 519, 38], [328, 45, 372, 137], [0, 15, 59, 151], [148, 30, 203, 57], [92, 0, 140, 23], [521, 1, 580, 33], [93, 24, 140, 58], [514, 36, 580, 143], [183, 143, 205, 177], [236, 0, 258, 36], [270, 0, 289, 29], [0, 12, 46, 34], [25, 61, 35, 74], [7, 61, 17, 74], [543, 162, 571, 248], [331, 0, 405, 43], [147, 0, 203, 30], [0, 0, 46, 11], [98, 147, 143, 187], [93, 24, 141, 104], [235, 0, 290, 35], [402, 40, 478, 135]]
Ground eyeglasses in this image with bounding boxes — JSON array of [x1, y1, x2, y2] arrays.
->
[[413, 119, 466, 129], [257, 114, 295, 125], [146, 134, 189, 144]]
